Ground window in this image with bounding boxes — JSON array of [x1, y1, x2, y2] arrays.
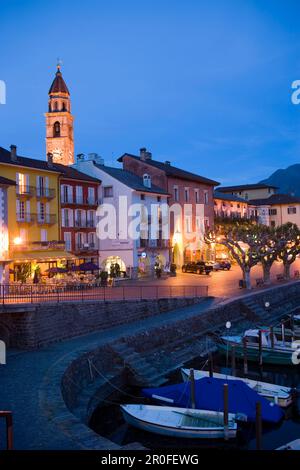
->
[[16, 200, 25, 221], [174, 186, 179, 201], [54, 102, 58, 111], [140, 194, 145, 200], [288, 207, 297, 214], [269, 208, 277, 216], [184, 216, 192, 233], [204, 191, 209, 205], [103, 186, 113, 198], [64, 232, 72, 251], [16, 172, 28, 194], [88, 187, 95, 204], [184, 188, 189, 203], [157, 196, 161, 202], [53, 121, 60, 137], [204, 217, 210, 230], [143, 174, 151, 188], [38, 202, 45, 221], [244, 193, 248, 200], [62, 185, 73, 203], [271, 221, 276, 227], [76, 186, 83, 204], [87, 210, 95, 227], [88, 232, 96, 248], [40, 229, 47, 242], [195, 189, 199, 203]]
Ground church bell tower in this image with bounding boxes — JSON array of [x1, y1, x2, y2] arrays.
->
[[45, 64, 74, 166]]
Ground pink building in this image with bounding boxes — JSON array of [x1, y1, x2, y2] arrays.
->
[[118, 148, 219, 265]]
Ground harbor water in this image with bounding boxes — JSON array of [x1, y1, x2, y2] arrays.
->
[[90, 353, 300, 450]]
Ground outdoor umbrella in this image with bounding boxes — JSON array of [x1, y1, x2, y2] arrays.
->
[[70, 265, 81, 271], [78, 262, 100, 271], [45, 267, 68, 274]]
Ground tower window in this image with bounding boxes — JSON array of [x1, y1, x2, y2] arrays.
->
[[53, 121, 61, 137], [54, 101, 58, 111], [62, 102, 67, 111]]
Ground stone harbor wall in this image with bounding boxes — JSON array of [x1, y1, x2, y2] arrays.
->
[[0, 296, 205, 349]]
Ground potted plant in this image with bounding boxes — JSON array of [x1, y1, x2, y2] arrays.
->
[[100, 270, 108, 287]]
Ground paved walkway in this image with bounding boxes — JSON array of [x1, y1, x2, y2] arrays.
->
[[0, 297, 219, 450]]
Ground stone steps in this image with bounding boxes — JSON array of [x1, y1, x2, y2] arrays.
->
[[112, 342, 166, 387]]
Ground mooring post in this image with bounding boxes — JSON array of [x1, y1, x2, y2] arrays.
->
[[256, 401, 262, 450], [243, 337, 248, 375], [209, 353, 214, 378], [223, 383, 229, 441], [258, 330, 263, 367], [270, 326, 274, 349], [189, 369, 196, 409], [231, 345, 236, 377], [291, 314, 295, 342], [281, 322, 285, 346]]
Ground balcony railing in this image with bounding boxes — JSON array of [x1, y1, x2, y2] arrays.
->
[[36, 187, 55, 199], [12, 240, 66, 252], [139, 239, 170, 249], [35, 214, 57, 225], [16, 186, 35, 197], [74, 219, 86, 228], [61, 198, 99, 206], [86, 220, 95, 228], [75, 243, 97, 252], [16, 213, 35, 224]]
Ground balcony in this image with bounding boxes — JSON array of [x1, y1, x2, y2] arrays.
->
[[35, 214, 57, 225], [16, 213, 35, 224], [139, 239, 170, 249], [74, 219, 86, 228], [12, 240, 66, 252], [16, 186, 35, 197], [75, 242, 97, 252], [36, 187, 56, 199], [61, 198, 99, 206]]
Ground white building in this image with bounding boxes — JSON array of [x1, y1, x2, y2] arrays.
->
[[73, 155, 170, 277], [0, 176, 15, 284]]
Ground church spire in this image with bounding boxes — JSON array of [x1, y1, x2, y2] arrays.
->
[[45, 64, 74, 166]]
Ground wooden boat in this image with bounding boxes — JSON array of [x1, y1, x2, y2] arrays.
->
[[218, 328, 300, 366], [181, 369, 293, 408], [277, 439, 300, 450], [121, 404, 237, 439]]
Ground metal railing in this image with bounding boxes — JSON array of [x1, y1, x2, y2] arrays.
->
[[0, 284, 208, 305], [36, 187, 56, 199], [16, 185, 35, 197], [35, 214, 57, 225]]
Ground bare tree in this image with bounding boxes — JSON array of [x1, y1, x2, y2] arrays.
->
[[205, 225, 262, 289], [276, 223, 300, 279]]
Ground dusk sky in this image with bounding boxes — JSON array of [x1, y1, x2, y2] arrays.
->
[[1, 0, 300, 185]]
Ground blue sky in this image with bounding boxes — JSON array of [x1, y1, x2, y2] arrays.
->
[[1, 0, 300, 184]]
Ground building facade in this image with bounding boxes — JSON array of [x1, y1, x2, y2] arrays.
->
[[0, 145, 75, 281], [248, 194, 300, 227], [214, 191, 249, 219], [58, 165, 101, 265], [118, 148, 219, 266], [73, 155, 170, 277], [0, 177, 15, 284], [45, 65, 74, 166], [217, 183, 278, 201]]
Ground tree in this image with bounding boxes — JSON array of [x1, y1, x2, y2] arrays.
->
[[205, 225, 262, 289], [276, 223, 300, 279]]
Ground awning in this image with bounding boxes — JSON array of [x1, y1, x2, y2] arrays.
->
[[11, 251, 77, 263]]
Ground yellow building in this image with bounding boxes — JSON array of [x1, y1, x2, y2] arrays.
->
[[217, 183, 278, 201], [0, 145, 74, 281], [248, 194, 300, 228], [214, 191, 249, 219]]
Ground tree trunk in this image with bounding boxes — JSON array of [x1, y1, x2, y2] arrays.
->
[[262, 264, 271, 285], [283, 262, 291, 280], [243, 267, 252, 290]]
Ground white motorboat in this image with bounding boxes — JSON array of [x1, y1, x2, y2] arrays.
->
[[277, 439, 300, 450], [181, 368, 293, 408], [121, 404, 237, 439]]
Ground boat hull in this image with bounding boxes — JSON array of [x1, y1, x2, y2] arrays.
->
[[121, 405, 237, 440], [181, 369, 293, 408], [218, 342, 296, 366]]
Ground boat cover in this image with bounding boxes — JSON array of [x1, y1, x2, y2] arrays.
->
[[142, 377, 284, 424]]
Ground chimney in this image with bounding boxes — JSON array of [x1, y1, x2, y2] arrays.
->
[[140, 147, 152, 161], [10, 145, 17, 162], [77, 153, 85, 162], [47, 152, 53, 168], [165, 161, 171, 166]]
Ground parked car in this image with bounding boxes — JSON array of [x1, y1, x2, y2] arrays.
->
[[217, 261, 231, 270], [207, 261, 221, 271], [181, 261, 213, 275]]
